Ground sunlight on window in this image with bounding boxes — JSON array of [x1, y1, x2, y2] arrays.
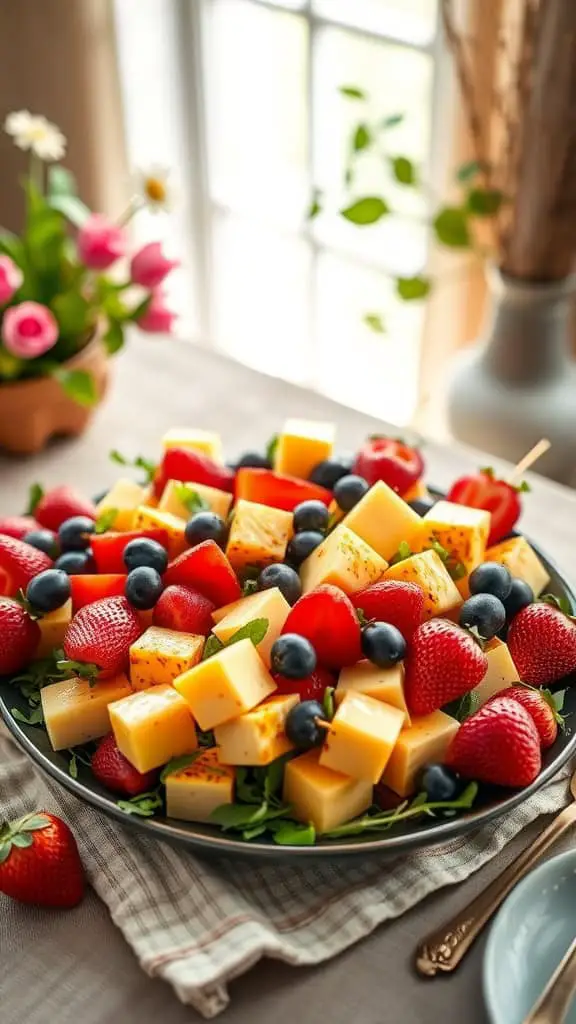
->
[[312, 0, 437, 47]]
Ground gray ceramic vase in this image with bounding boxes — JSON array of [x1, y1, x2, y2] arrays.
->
[[447, 269, 576, 486]]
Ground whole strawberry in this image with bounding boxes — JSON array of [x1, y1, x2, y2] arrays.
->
[[63, 596, 143, 678], [281, 584, 361, 669], [497, 684, 562, 750], [35, 485, 96, 532], [354, 579, 424, 639], [446, 695, 542, 787], [508, 603, 576, 686], [0, 811, 84, 908], [92, 734, 159, 797], [0, 598, 40, 674], [0, 515, 39, 540], [0, 534, 53, 597], [153, 584, 215, 636], [404, 619, 487, 716]]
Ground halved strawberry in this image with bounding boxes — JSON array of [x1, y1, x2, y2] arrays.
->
[[90, 529, 169, 574], [0, 516, 39, 540], [70, 574, 127, 611], [35, 485, 96, 532], [153, 447, 235, 498], [164, 540, 241, 607], [235, 468, 331, 512], [272, 666, 335, 703], [62, 596, 143, 678], [281, 584, 362, 669], [447, 468, 521, 546], [496, 684, 562, 750], [353, 579, 424, 639], [0, 535, 53, 597], [153, 584, 215, 635], [91, 734, 158, 797]]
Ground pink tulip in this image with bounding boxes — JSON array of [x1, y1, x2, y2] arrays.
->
[[77, 214, 126, 270], [137, 290, 177, 333], [0, 256, 23, 305], [130, 241, 179, 289], [2, 301, 58, 358]]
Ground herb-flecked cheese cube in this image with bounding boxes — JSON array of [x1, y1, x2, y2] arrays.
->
[[274, 419, 335, 479], [384, 549, 462, 619], [96, 478, 147, 532], [158, 479, 233, 521], [225, 499, 293, 572], [132, 506, 187, 559], [484, 536, 550, 598], [41, 673, 133, 751], [215, 693, 299, 766], [211, 587, 290, 667], [415, 500, 490, 575], [109, 684, 197, 773], [342, 480, 423, 562], [162, 428, 223, 463], [173, 638, 277, 730], [319, 692, 404, 783], [300, 523, 387, 595], [381, 710, 460, 797], [335, 661, 410, 726], [165, 747, 235, 823], [129, 626, 204, 690], [283, 750, 373, 833]]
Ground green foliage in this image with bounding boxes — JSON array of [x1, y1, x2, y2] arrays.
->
[[467, 187, 504, 217], [363, 313, 386, 333], [433, 207, 471, 248], [340, 197, 390, 225], [396, 276, 431, 301], [391, 156, 416, 185], [53, 368, 98, 407]]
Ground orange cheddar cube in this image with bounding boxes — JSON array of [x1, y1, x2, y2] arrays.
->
[[283, 750, 372, 834], [300, 523, 387, 595], [158, 479, 233, 522], [335, 661, 410, 726], [225, 499, 293, 572], [129, 626, 204, 690], [165, 747, 235, 823], [342, 480, 422, 562], [95, 478, 147, 532], [274, 419, 335, 480], [36, 598, 72, 659], [41, 673, 132, 752], [214, 693, 299, 766], [109, 684, 197, 774], [319, 692, 404, 784], [384, 549, 462, 620], [211, 587, 290, 667], [132, 506, 187, 559], [381, 709, 460, 797]]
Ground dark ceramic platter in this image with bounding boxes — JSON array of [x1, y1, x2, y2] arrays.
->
[[1, 533, 575, 860]]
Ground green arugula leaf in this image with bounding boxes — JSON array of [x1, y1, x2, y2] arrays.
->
[[109, 450, 157, 484], [53, 368, 98, 407], [26, 482, 44, 515], [340, 197, 390, 225], [241, 824, 268, 841], [272, 821, 316, 846], [210, 801, 269, 830], [227, 618, 268, 648], [68, 753, 78, 779], [339, 85, 366, 100], [388, 540, 412, 565], [363, 313, 386, 333], [10, 706, 44, 726], [174, 483, 209, 515], [266, 434, 279, 464], [93, 508, 118, 534], [324, 782, 478, 838], [56, 658, 99, 684], [323, 686, 335, 720], [202, 635, 224, 661], [117, 789, 163, 818], [262, 757, 287, 801], [160, 751, 203, 783], [235, 767, 263, 805], [444, 692, 474, 723]]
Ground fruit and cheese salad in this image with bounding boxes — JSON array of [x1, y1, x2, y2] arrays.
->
[[1, 422, 574, 847]]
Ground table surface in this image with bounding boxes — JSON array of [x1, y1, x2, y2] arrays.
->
[[2, 340, 575, 1024]]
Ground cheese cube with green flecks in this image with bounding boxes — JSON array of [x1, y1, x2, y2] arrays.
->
[[96, 478, 147, 532], [414, 500, 490, 576], [129, 626, 204, 690], [132, 505, 187, 559], [214, 693, 299, 766], [384, 549, 462, 619], [225, 499, 293, 573], [158, 479, 233, 522], [165, 747, 235, 823], [300, 523, 387, 595], [484, 535, 550, 598]]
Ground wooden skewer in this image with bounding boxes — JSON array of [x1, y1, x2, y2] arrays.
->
[[315, 717, 332, 730], [508, 438, 551, 486]]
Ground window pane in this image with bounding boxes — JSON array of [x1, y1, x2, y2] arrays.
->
[[312, 0, 437, 47], [315, 252, 423, 424], [204, 0, 309, 230], [211, 212, 312, 384]]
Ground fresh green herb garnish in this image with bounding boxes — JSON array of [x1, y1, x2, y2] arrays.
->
[[270, 821, 316, 846], [542, 593, 573, 615], [10, 706, 44, 726], [242, 578, 259, 596], [202, 635, 224, 660], [109, 449, 157, 484], [323, 686, 335, 720], [388, 540, 412, 565], [67, 746, 93, 779], [323, 782, 478, 838], [202, 618, 269, 661], [173, 483, 210, 515], [26, 482, 44, 515], [160, 751, 203, 783], [117, 789, 163, 818], [93, 508, 118, 534], [56, 658, 99, 685]]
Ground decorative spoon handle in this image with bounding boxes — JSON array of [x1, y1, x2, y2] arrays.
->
[[415, 803, 576, 977], [522, 936, 576, 1024]]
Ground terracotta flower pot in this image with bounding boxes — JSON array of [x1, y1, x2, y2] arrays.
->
[[0, 333, 110, 456]]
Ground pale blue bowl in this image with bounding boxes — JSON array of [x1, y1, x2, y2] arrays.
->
[[484, 849, 576, 1024]]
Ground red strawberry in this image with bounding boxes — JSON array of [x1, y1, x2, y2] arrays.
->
[[69, 574, 127, 610], [0, 515, 39, 540], [164, 540, 241, 607], [508, 603, 576, 686], [63, 596, 143, 678], [281, 585, 362, 669], [91, 734, 158, 797], [0, 535, 53, 597], [35, 485, 96, 532], [496, 685, 561, 750], [0, 811, 84, 908], [404, 619, 487, 716], [353, 437, 424, 494], [153, 584, 215, 635], [445, 695, 542, 787], [447, 468, 521, 546], [91, 528, 169, 574], [273, 666, 335, 702], [154, 447, 234, 498], [0, 598, 41, 674], [353, 579, 424, 639]]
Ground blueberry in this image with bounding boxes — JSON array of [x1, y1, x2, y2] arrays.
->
[[22, 529, 59, 558], [309, 458, 352, 489], [257, 564, 302, 605], [270, 633, 317, 679], [286, 531, 325, 567], [468, 561, 513, 602], [123, 537, 168, 575], [185, 511, 227, 547], [293, 500, 330, 534], [54, 550, 95, 575], [235, 451, 271, 470], [503, 577, 534, 620], [408, 497, 435, 516], [459, 593, 506, 640], [419, 764, 460, 803], [125, 567, 164, 610], [58, 516, 95, 552], [26, 569, 71, 614], [285, 700, 327, 750], [333, 474, 369, 512], [361, 621, 406, 668]]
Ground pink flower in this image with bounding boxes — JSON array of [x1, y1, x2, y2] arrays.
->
[[77, 214, 126, 270], [130, 241, 179, 289], [2, 301, 58, 358], [0, 256, 23, 305], [137, 290, 177, 333]]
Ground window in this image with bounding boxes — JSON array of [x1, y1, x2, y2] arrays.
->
[[115, 0, 446, 426]]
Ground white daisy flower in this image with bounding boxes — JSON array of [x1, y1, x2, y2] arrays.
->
[[133, 166, 174, 212], [4, 110, 66, 162]]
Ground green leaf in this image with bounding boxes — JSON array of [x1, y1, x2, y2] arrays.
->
[[48, 165, 78, 197], [51, 291, 92, 337], [235, 767, 263, 805], [117, 789, 163, 818], [324, 781, 478, 838], [444, 691, 474, 723], [103, 319, 125, 356], [466, 188, 503, 217], [363, 313, 386, 333], [10, 706, 44, 726], [174, 483, 210, 515], [53, 368, 98, 407], [391, 156, 416, 185], [323, 686, 335, 720], [26, 482, 44, 515], [388, 540, 412, 566], [242, 578, 259, 596], [352, 124, 371, 152], [339, 85, 366, 100], [340, 197, 390, 225], [433, 207, 471, 248], [93, 508, 118, 534], [0, 231, 27, 270], [48, 194, 91, 227], [198, 729, 214, 748], [108, 450, 157, 484], [227, 618, 268, 648], [542, 593, 572, 615], [127, 294, 152, 323], [515, 480, 531, 494], [396, 275, 431, 301], [12, 833, 33, 849], [380, 113, 404, 129], [456, 159, 485, 183], [263, 757, 286, 801], [273, 821, 316, 846], [18, 814, 50, 832], [68, 753, 78, 779], [266, 434, 279, 464], [160, 751, 203, 783], [553, 689, 567, 712], [202, 634, 224, 661], [306, 190, 322, 220], [210, 801, 269, 830], [242, 824, 268, 841]]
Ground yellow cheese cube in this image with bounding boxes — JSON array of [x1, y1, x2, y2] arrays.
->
[[36, 598, 72, 659], [300, 523, 387, 595], [173, 637, 277, 730], [485, 536, 550, 598], [472, 638, 519, 706], [402, 479, 431, 503], [342, 480, 423, 562], [384, 549, 462, 620], [109, 684, 197, 773], [215, 693, 299, 766], [283, 750, 373, 834], [162, 427, 223, 463], [41, 673, 132, 752], [141, 483, 159, 509], [211, 587, 290, 667], [416, 500, 491, 575], [381, 709, 460, 797], [319, 692, 404, 783], [129, 626, 204, 690], [335, 661, 410, 726], [225, 499, 293, 573], [165, 747, 235, 823], [132, 505, 187, 559], [274, 419, 335, 480], [95, 478, 147, 532], [158, 479, 233, 522]]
